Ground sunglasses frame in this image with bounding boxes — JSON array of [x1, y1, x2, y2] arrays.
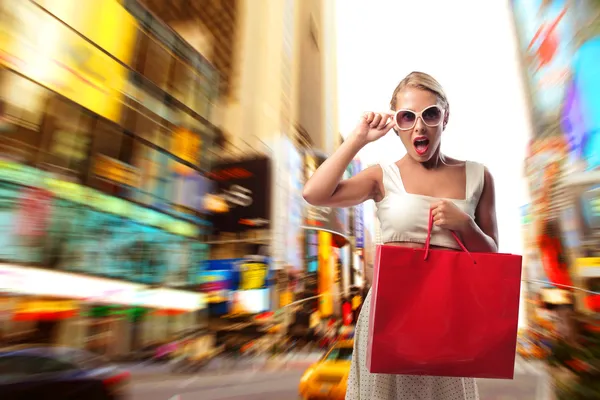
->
[[393, 105, 445, 131]]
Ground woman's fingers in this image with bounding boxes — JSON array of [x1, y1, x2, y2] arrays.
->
[[383, 119, 396, 132], [363, 111, 396, 133], [376, 113, 389, 129], [369, 113, 382, 128]]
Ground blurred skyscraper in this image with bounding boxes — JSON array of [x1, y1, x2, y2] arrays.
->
[[134, 1, 346, 331]]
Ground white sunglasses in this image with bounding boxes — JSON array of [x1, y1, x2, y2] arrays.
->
[[393, 105, 445, 130]]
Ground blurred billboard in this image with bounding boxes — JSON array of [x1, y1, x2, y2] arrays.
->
[[0, 160, 204, 287], [207, 157, 272, 233], [0, 0, 138, 123], [511, 0, 600, 169]]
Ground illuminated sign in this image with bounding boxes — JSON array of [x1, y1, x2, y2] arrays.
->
[[0, 1, 138, 123], [232, 289, 269, 314], [280, 291, 293, 308], [15, 300, 78, 314], [239, 261, 269, 291], [93, 154, 140, 187], [207, 168, 254, 181], [204, 193, 229, 213], [0, 264, 205, 311], [581, 185, 600, 229], [208, 158, 271, 232], [198, 270, 232, 293], [0, 160, 198, 237], [83, 306, 147, 319], [13, 299, 79, 320], [172, 128, 202, 167], [575, 257, 600, 278], [33, 0, 138, 66], [587, 196, 600, 215]]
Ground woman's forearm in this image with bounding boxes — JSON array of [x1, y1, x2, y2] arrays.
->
[[303, 133, 366, 204], [459, 218, 498, 253]]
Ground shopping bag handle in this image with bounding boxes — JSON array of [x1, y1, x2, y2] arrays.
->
[[425, 208, 475, 263]]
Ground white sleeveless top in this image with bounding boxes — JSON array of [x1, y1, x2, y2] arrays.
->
[[375, 161, 485, 250]]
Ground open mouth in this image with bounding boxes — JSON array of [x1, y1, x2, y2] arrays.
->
[[413, 136, 430, 155]]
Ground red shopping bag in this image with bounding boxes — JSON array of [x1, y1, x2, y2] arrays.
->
[[366, 210, 522, 379]]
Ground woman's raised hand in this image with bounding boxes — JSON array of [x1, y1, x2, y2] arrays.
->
[[352, 111, 396, 144]]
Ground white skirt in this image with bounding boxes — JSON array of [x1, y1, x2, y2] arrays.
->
[[346, 289, 480, 400]]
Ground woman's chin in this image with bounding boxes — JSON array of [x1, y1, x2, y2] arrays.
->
[[408, 151, 431, 162]]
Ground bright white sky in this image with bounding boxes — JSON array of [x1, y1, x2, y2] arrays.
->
[[335, 0, 533, 326], [335, 0, 533, 256]]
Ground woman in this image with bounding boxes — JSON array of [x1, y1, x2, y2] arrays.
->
[[303, 72, 498, 400]]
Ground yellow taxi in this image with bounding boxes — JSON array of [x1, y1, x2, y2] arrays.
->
[[299, 340, 353, 400]]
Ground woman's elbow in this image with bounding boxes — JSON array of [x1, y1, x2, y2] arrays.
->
[[302, 185, 321, 205], [303, 182, 332, 205]]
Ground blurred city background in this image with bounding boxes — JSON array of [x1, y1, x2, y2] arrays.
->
[[0, 0, 598, 399]]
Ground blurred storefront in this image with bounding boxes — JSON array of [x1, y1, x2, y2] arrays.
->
[[0, 264, 203, 353], [0, 0, 222, 355], [202, 156, 274, 312], [199, 257, 272, 315], [198, 256, 278, 351], [511, 0, 600, 397]]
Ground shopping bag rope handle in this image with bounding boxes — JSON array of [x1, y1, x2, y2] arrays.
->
[[425, 208, 475, 263]]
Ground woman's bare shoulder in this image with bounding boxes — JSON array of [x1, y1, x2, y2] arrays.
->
[[441, 156, 466, 168]]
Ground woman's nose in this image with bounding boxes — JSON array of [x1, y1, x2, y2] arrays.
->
[[414, 117, 426, 131]]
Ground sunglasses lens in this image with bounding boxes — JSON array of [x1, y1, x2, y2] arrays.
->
[[395, 111, 416, 130], [422, 106, 443, 126]]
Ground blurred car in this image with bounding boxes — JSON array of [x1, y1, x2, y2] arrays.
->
[[299, 340, 353, 400], [0, 345, 130, 400]]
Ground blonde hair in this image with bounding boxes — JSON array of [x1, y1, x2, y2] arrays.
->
[[389, 71, 449, 115]]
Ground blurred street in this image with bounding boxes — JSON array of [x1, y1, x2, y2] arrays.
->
[[126, 355, 551, 400]]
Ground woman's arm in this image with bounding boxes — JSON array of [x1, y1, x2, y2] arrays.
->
[[303, 112, 394, 207], [460, 168, 499, 253], [303, 135, 383, 207]]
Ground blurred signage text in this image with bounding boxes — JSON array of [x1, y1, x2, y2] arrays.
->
[[93, 154, 140, 187]]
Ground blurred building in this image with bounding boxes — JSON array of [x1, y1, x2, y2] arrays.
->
[[0, 0, 222, 356], [145, 0, 345, 324], [142, 0, 349, 337]]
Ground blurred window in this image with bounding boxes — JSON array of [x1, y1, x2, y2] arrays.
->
[[133, 31, 173, 90], [0, 354, 76, 377], [59, 349, 109, 370], [30, 356, 76, 374], [324, 346, 353, 362], [88, 121, 134, 196], [0, 70, 48, 164], [39, 97, 95, 181], [0, 355, 29, 379], [130, 131, 172, 207]]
